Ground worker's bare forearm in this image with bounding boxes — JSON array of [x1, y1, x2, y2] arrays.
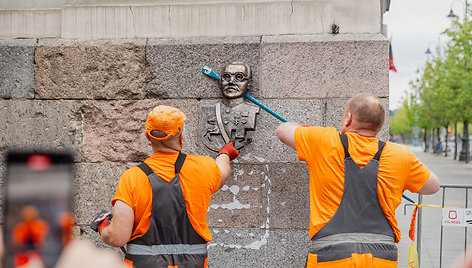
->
[[101, 225, 127, 247], [277, 122, 299, 150], [215, 154, 231, 188], [100, 201, 133, 247]]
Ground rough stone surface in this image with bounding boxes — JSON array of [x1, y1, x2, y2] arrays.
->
[[74, 162, 136, 225], [0, 39, 35, 99], [262, 163, 310, 230], [208, 164, 265, 228], [259, 34, 388, 99], [0, 100, 83, 162], [247, 99, 324, 164], [81, 99, 201, 163], [208, 228, 310, 267], [34, 39, 147, 99], [146, 37, 260, 99], [0, 162, 4, 223], [324, 97, 390, 140]]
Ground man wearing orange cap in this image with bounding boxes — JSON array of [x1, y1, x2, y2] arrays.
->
[[91, 105, 239, 268]]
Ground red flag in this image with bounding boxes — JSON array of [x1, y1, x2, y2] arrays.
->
[[389, 39, 397, 72]]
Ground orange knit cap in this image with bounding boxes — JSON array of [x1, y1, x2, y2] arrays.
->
[[145, 105, 186, 140]]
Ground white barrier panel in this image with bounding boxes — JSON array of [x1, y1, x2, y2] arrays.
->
[[442, 208, 472, 226]]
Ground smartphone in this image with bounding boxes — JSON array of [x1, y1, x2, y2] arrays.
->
[[3, 151, 74, 268]]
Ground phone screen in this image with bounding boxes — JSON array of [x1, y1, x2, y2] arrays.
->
[[3, 152, 74, 268]]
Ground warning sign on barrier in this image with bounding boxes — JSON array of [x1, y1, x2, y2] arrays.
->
[[442, 208, 472, 226]]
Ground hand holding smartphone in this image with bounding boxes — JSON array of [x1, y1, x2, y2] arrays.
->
[[3, 152, 74, 268]]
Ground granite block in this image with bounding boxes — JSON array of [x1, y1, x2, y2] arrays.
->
[[208, 228, 310, 267], [259, 34, 388, 99], [248, 99, 323, 164], [73, 162, 136, 225], [146, 37, 260, 99], [34, 39, 147, 99], [0, 100, 83, 162], [0, 39, 35, 99], [81, 99, 201, 163], [195, 99, 323, 164], [262, 163, 310, 230], [324, 97, 389, 140], [208, 164, 265, 228], [0, 162, 4, 223]]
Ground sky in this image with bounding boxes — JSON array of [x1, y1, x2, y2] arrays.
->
[[383, 0, 465, 111]]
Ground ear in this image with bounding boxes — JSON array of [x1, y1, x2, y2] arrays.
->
[[341, 112, 351, 126], [179, 132, 184, 147], [345, 112, 352, 127], [145, 132, 150, 141]]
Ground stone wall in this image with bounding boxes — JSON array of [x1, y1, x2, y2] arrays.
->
[[0, 34, 389, 267]]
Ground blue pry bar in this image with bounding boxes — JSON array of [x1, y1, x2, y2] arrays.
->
[[402, 194, 415, 204], [244, 94, 289, 122]]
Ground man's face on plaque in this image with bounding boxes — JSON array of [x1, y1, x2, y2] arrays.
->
[[220, 63, 250, 99]]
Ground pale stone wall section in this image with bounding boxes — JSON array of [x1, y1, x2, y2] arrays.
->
[[0, 9, 60, 38], [1, 0, 384, 39]]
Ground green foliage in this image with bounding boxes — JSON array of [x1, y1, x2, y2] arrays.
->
[[390, 100, 414, 135], [395, 16, 472, 134]]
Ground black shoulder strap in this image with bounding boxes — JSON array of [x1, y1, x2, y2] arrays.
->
[[339, 134, 350, 159], [137, 162, 154, 176], [373, 140, 386, 161], [137, 152, 187, 177], [174, 152, 187, 175]]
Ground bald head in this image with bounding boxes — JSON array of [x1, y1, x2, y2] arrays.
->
[[346, 95, 385, 133], [147, 129, 183, 152]]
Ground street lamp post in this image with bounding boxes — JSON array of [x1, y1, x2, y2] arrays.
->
[[424, 39, 444, 156], [447, 0, 471, 163]]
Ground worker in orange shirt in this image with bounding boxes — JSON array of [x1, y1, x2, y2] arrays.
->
[[277, 94, 440, 267], [13, 205, 49, 267], [90, 105, 239, 268]]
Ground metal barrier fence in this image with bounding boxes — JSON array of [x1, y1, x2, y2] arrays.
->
[[412, 184, 472, 268]]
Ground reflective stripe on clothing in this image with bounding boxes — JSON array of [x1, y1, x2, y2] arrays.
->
[[311, 233, 394, 249], [309, 241, 398, 262], [309, 233, 397, 264], [127, 243, 207, 255]]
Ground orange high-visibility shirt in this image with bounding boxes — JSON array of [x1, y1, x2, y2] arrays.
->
[[112, 152, 221, 242], [295, 126, 430, 242]]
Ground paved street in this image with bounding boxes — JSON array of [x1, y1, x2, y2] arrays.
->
[[396, 145, 472, 268]]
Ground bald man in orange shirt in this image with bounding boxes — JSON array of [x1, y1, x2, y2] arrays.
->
[[277, 94, 440, 268]]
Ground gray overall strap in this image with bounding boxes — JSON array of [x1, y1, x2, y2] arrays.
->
[[125, 152, 207, 268], [310, 134, 396, 262]]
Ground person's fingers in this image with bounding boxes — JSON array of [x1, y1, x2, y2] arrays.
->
[[17, 255, 45, 268]]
